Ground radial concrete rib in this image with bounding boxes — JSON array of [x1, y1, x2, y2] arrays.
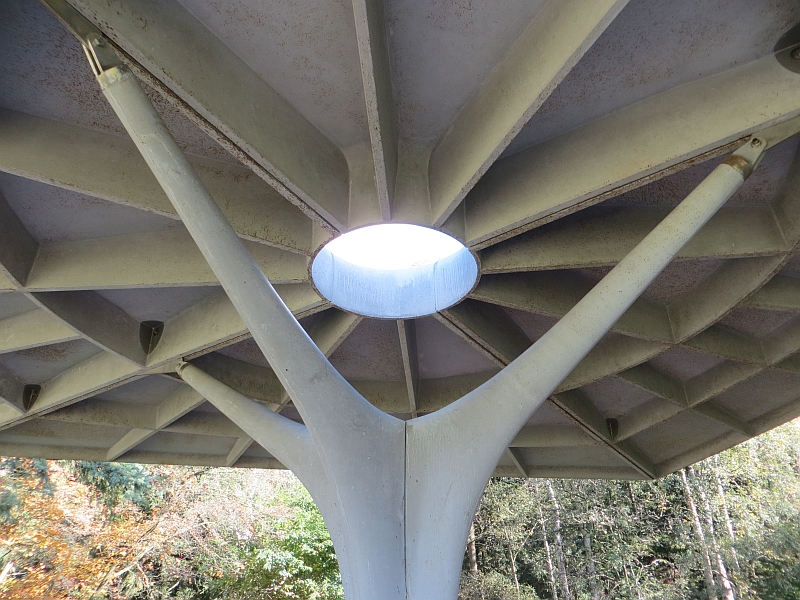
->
[[510, 425, 596, 448], [226, 437, 253, 467], [63, 0, 350, 229], [615, 395, 753, 442], [668, 255, 787, 342], [692, 401, 754, 436], [761, 316, 800, 365], [550, 391, 656, 479], [471, 272, 674, 343], [1, 191, 150, 363], [436, 300, 531, 366], [106, 384, 205, 460], [746, 275, 800, 310], [480, 206, 788, 272], [26, 231, 309, 291], [106, 428, 156, 461], [32, 291, 147, 365], [457, 55, 800, 248], [351, 0, 397, 221], [685, 361, 763, 407], [616, 363, 688, 406], [682, 325, 767, 365], [556, 336, 668, 392], [0, 310, 80, 354], [0, 352, 142, 429], [0, 286, 323, 431], [0, 365, 25, 414], [146, 284, 325, 367], [0, 188, 38, 287], [657, 430, 750, 477], [504, 447, 528, 478], [428, 0, 630, 226], [0, 110, 313, 254], [397, 320, 420, 415], [615, 399, 684, 442]]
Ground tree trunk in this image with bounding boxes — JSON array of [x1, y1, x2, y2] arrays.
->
[[712, 456, 740, 573], [546, 480, 571, 600], [690, 466, 736, 600], [507, 542, 521, 596], [467, 522, 479, 576], [538, 504, 559, 600], [681, 468, 718, 600], [583, 528, 600, 600]]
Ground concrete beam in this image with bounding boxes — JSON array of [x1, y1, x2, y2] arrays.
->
[[67, 0, 350, 229], [147, 284, 325, 367], [428, 0, 630, 225], [669, 255, 786, 342], [556, 336, 668, 392], [0, 187, 38, 287], [351, 0, 396, 222], [0, 110, 314, 254], [106, 384, 204, 460], [32, 291, 146, 364], [0, 310, 80, 354], [685, 361, 763, 407], [472, 272, 673, 342], [551, 390, 656, 479], [457, 54, 800, 248], [480, 206, 787, 272], [397, 320, 420, 415], [0, 285, 324, 430], [616, 363, 687, 406], [0, 365, 25, 414], [226, 436, 254, 467], [26, 231, 308, 291], [745, 275, 800, 310], [437, 299, 531, 366], [682, 325, 767, 365], [504, 447, 528, 478], [3, 351, 143, 428]]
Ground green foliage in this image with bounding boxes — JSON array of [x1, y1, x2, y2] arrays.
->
[[214, 484, 343, 600], [467, 422, 800, 600], [460, 572, 540, 600], [71, 461, 157, 516]]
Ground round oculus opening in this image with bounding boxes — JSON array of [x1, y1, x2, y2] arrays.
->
[[311, 224, 479, 319]]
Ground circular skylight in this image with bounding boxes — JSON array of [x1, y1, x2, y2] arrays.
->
[[311, 224, 479, 319]]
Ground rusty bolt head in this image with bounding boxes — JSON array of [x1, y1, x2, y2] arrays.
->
[[792, 47, 800, 59], [751, 138, 763, 148]]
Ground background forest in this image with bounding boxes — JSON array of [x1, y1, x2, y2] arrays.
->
[[0, 421, 798, 599]]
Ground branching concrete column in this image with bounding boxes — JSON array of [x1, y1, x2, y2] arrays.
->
[[79, 29, 766, 600]]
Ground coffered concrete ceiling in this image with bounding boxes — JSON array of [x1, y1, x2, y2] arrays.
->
[[2, 0, 800, 479]]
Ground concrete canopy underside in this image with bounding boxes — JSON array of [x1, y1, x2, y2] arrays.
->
[[1, 0, 800, 480]]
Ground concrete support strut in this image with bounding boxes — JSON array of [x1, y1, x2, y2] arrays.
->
[[93, 56, 763, 599]]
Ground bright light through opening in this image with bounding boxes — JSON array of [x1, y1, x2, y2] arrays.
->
[[323, 224, 464, 270], [311, 224, 479, 319]]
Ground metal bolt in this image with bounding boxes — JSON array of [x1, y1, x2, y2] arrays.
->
[[751, 138, 763, 148], [792, 47, 800, 59]]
